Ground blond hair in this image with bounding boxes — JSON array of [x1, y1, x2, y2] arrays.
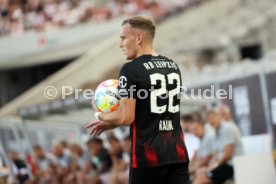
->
[[122, 16, 156, 39]]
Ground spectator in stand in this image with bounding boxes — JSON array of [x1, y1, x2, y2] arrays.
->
[[32, 144, 59, 184], [219, 104, 241, 134], [53, 142, 71, 169], [108, 134, 124, 162], [59, 140, 71, 157], [33, 144, 57, 173], [193, 110, 243, 184], [9, 151, 30, 184], [52, 142, 71, 183], [69, 143, 89, 170], [189, 115, 215, 176], [0, 154, 9, 177], [86, 137, 112, 174], [0, 0, 208, 37], [88, 133, 126, 184], [108, 135, 131, 184], [180, 114, 200, 160], [63, 143, 90, 184]]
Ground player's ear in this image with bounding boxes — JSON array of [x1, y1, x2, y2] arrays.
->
[[136, 33, 142, 45]]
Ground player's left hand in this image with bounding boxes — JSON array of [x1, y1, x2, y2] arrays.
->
[[86, 121, 117, 136]]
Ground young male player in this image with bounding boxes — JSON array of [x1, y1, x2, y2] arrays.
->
[[86, 16, 189, 184]]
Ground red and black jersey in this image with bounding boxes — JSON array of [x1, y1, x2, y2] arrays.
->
[[118, 55, 189, 168]]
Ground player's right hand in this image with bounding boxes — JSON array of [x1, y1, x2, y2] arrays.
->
[[86, 120, 117, 137]]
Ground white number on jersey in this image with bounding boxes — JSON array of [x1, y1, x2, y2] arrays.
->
[[150, 73, 180, 114]]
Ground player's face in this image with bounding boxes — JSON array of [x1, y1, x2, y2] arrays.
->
[[119, 24, 139, 60]]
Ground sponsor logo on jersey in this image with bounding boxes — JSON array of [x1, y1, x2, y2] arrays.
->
[[119, 76, 127, 88]]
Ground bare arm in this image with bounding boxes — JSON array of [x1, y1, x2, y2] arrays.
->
[[98, 98, 136, 126], [190, 152, 212, 174], [189, 151, 198, 174], [217, 144, 234, 165], [86, 98, 136, 136], [208, 151, 218, 170], [208, 144, 233, 170], [199, 155, 213, 167]]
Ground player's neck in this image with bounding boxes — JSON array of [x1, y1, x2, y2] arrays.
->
[[136, 44, 158, 58]]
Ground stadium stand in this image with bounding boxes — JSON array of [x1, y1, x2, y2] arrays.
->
[[1, 0, 276, 184]]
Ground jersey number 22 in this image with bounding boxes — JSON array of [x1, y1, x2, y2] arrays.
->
[[150, 73, 180, 114]]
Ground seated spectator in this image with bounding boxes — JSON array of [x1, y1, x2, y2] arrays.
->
[[193, 110, 244, 184], [121, 135, 131, 165], [33, 144, 57, 173], [108, 135, 131, 184], [32, 144, 62, 184], [0, 0, 207, 37], [189, 115, 215, 176], [63, 143, 90, 184], [180, 114, 200, 160], [108, 134, 123, 157], [194, 111, 215, 135], [219, 104, 241, 134], [97, 134, 126, 184], [69, 143, 89, 170], [53, 143, 71, 169], [0, 154, 9, 176], [9, 151, 29, 184], [219, 104, 232, 123], [59, 140, 71, 157], [147, 1, 167, 23], [86, 137, 112, 174], [52, 142, 71, 183]]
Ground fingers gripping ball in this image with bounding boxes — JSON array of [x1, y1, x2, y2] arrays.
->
[[94, 79, 119, 112]]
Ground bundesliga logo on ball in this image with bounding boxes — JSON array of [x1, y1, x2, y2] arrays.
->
[[94, 79, 119, 112]]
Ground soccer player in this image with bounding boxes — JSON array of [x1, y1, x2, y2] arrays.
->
[[86, 16, 190, 184]]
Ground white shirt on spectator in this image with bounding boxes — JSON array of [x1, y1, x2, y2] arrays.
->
[[184, 132, 200, 160], [37, 153, 57, 171], [215, 122, 244, 165], [224, 120, 241, 135], [197, 127, 215, 159], [205, 123, 215, 135]]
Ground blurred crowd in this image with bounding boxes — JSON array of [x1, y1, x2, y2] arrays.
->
[[0, 104, 243, 184], [1, 134, 131, 184], [182, 105, 243, 184], [0, 0, 206, 37]]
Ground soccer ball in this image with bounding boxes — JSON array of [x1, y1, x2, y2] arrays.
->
[[94, 79, 119, 112]]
